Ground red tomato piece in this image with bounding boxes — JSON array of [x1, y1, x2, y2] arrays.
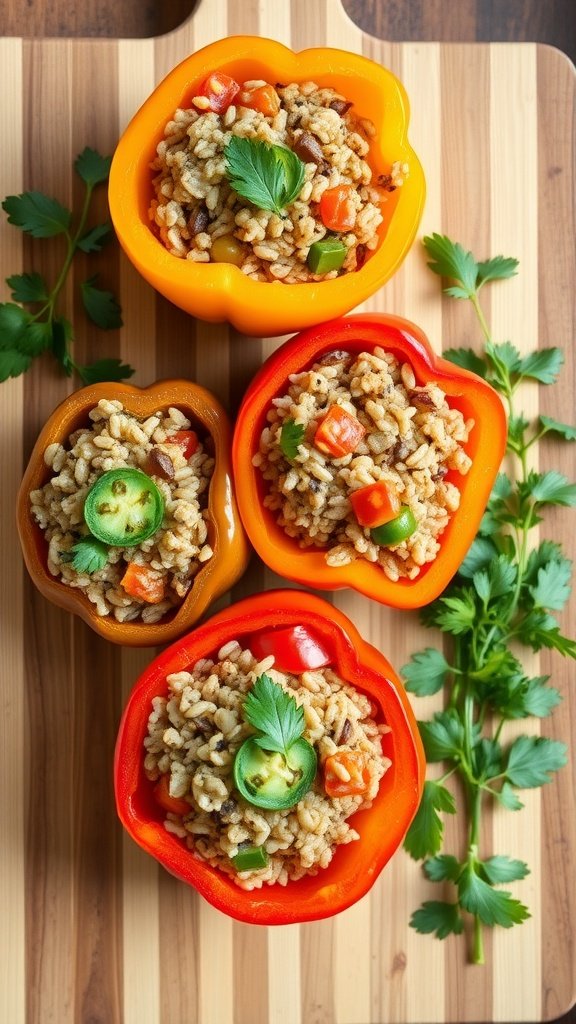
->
[[314, 405, 366, 457], [154, 774, 190, 816], [198, 72, 240, 113], [324, 750, 371, 798], [249, 624, 331, 673], [319, 185, 357, 231], [121, 563, 165, 604], [237, 83, 280, 117], [169, 430, 199, 459], [349, 480, 401, 528]]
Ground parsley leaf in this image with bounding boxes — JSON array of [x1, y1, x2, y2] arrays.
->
[[475, 255, 519, 286], [526, 470, 576, 507], [403, 780, 456, 860], [538, 415, 576, 441], [517, 348, 564, 385], [424, 854, 462, 882], [494, 782, 524, 811], [70, 536, 109, 574], [74, 147, 112, 188], [402, 648, 451, 696], [77, 358, 135, 385], [81, 276, 123, 330], [528, 556, 572, 611], [410, 901, 464, 940], [418, 712, 464, 762], [2, 190, 71, 237], [443, 347, 487, 377], [480, 855, 529, 884], [77, 223, 112, 253], [225, 137, 306, 217], [279, 419, 305, 460], [458, 865, 530, 928], [243, 674, 305, 758], [423, 233, 517, 298], [6, 271, 48, 303], [504, 735, 567, 788]]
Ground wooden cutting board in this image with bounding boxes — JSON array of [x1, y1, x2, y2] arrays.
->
[[1, 1, 575, 1022]]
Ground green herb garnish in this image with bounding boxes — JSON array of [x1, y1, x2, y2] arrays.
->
[[0, 147, 132, 385], [279, 419, 305, 460], [243, 673, 306, 757], [403, 233, 574, 964], [224, 137, 306, 217], [69, 536, 109, 574]]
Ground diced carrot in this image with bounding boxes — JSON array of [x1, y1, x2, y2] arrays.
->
[[121, 563, 165, 604], [324, 750, 371, 798], [154, 774, 190, 816], [350, 480, 401, 528], [319, 184, 357, 231], [237, 83, 280, 117], [169, 430, 199, 459], [313, 405, 366, 457], [196, 72, 240, 113]]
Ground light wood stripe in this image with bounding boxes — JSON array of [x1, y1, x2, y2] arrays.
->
[[0, 36, 25, 1024], [489, 44, 542, 1023], [4, 2, 575, 1021]]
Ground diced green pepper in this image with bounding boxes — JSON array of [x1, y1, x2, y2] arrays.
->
[[83, 468, 165, 547], [370, 506, 417, 546], [307, 237, 347, 274], [232, 845, 269, 871]]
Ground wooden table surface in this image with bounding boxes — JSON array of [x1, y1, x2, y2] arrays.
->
[[1, 2, 575, 1023]]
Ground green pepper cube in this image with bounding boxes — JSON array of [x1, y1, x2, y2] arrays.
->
[[307, 238, 347, 274], [232, 845, 269, 871], [370, 506, 417, 546]]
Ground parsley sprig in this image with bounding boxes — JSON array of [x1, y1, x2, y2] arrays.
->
[[1, 147, 133, 384], [279, 419, 305, 460], [403, 234, 574, 963], [243, 673, 306, 758], [224, 137, 305, 217]]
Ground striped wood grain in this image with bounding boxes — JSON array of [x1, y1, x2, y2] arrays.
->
[[0, 2, 574, 1021]]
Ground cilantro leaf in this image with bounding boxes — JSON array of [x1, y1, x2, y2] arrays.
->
[[521, 676, 562, 718], [528, 556, 572, 611], [243, 674, 305, 757], [518, 348, 564, 385], [2, 190, 71, 237], [432, 589, 477, 635], [279, 419, 305, 460], [504, 735, 567, 788], [494, 782, 524, 810], [80, 276, 123, 330], [527, 470, 576, 507], [480, 856, 529, 884], [424, 854, 462, 882], [516, 609, 576, 656], [486, 339, 522, 375], [402, 647, 451, 696], [78, 358, 135, 384], [225, 137, 305, 216], [74, 147, 112, 187], [538, 414, 576, 441], [23, 321, 53, 357], [443, 347, 487, 377], [423, 233, 478, 296], [458, 865, 530, 927], [6, 271, 48, 303], [475, 255, 519, 285], [70, 536, 109, 574], [418, 711, 465, 762], [410, 901, 464, 940], [0, 301, 31, 339], [51, 316, 74, 375], [403, 780, 456, 860], [458, 536, 499, 578], [0, 348, 33, 380], [77, 223, 112, 253]]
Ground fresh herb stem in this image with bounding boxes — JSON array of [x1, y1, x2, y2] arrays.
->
[[403, 233, 574, 962]]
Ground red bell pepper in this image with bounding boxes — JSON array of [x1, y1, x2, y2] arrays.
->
[[168, 429, 199, 459], [314, 405, 366, 457], [197, 71, 240, 113], [324, 750, 371, 798], [350, 480, 401, 528], [114, 590, 425, 925], [248, 623, 331, 673], [232, 314, 507, 609]]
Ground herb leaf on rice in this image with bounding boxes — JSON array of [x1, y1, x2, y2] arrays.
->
[[224, 137, 305, 216]]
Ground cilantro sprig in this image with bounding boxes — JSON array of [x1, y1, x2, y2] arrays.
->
[[224, 137, 306, 217], [242, 673, 306, 758], [70, 536, 109, 574], [279, 419, 305, 460], [403, 234, 574, 963], [0, 147, 133, 385]]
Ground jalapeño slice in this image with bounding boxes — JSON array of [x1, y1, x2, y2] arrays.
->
[[233, 736, 317, 811], [84, 468, 165, 547]]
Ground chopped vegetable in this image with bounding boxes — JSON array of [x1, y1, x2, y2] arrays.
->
[[350, 480, 401, 528], [210, 234, 245, 266], [307, 238, 347, 274], [224, 136, 305, 217], [313, 405, 366, 457], [233, 673, 316, 810], [120, 562, 166, 604], [154, 773, 190, 816], [83, 468, 165, 547], [70, 535, 109, 574], [248, 624, 331, 673], [370, 506, 417, 546], [237, 83, 280, 117], [279, 419, 305, 460], [197, 72, 240, 113], [319, 185, 356, 231], [232, 845, 269, 871], [168, 429, 199, 459], [324, 750, 371, 798]]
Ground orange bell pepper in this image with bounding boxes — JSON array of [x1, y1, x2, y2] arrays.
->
[[237, 83, 280, 117], [314, 405, 366, 457], [319, 185, 357, 231], [17, 380, 250, 647], [114, 589, 425, 925], [121, 563, 165, 604], [232, 314, 507, 610], [109, 36, 425, 337], [350, 480, 401, 528], [323, 750, 371, 798]]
